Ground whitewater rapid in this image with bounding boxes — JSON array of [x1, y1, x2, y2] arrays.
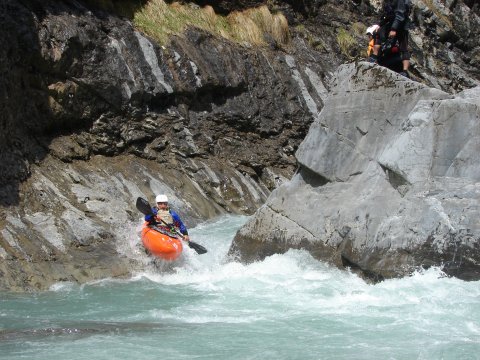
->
[[1, 215, 479, 359]]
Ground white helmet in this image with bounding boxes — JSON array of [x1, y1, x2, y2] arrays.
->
[[366, 24, 380, 35], [155, 194, 169, 203]]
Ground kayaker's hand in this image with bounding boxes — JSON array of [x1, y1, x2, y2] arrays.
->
[[183, 235, 190, 242]]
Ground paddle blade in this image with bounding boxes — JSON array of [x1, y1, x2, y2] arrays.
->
[[188, 241, 207, 254], [136, 197, 153, 216]]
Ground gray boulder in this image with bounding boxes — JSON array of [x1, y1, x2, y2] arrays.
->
[[231, 62, 480, 281]]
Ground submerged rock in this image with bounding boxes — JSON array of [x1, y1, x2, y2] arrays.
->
[[231, 62, 480, 282]]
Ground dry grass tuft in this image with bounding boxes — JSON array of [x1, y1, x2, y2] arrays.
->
[[351, 22, 366, 36], [115, 0, 290, 47], [271, 12, 290, 44], [246, 6, 274, 35], [241, 6, 290, 45], [227, 11, 265, 45], [336, 28, 356, 58], [202, 5, 216, 21]]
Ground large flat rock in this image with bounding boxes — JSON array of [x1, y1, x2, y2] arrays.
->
[[231, 63, 480, 281]]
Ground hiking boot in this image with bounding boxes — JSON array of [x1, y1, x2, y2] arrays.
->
[[399, 71, 410, 78], [368, 56, 377, 64]]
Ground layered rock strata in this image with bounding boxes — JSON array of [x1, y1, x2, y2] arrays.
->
[[0, 0, 329, 291]]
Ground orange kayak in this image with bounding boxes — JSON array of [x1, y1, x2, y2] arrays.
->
[[141, 223, 183, 260]]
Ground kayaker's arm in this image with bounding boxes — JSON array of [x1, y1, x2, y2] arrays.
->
[[145, 207, 158, 224], [170, 210, 189, 241]]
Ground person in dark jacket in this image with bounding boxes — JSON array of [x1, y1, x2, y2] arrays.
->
[[145, 194, 190, 241], [369, 0, 411, 78]]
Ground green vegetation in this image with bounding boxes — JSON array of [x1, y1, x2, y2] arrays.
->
[[336, 28, 356, 58], [87, 0, 290, 47], [351, 22, 366, 37], [295, 24, 324, 51]]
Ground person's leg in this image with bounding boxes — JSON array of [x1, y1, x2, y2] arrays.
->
[[369, 44, 380, 62], [398, 30, 410, 76]]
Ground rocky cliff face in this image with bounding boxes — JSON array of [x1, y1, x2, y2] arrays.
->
[[231, 62, 480, 282], [269, 0, 480, 91], [1, 0, 324, 207], [408, 0, 480, 90], [0, 0, 330, 291]]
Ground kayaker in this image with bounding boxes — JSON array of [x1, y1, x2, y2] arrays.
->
[[145, 194, 190, 241]]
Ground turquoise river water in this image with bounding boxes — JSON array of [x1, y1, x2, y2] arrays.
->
[[1, 215, 479, 359]]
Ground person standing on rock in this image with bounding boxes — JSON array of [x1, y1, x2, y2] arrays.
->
[[145, 194, 190, 241], [369, 0, 411, 78]]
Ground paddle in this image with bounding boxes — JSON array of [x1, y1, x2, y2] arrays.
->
[[135, 197, 207, 255]]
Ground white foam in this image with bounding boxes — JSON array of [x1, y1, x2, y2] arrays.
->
[[48, 281, 77, 292]]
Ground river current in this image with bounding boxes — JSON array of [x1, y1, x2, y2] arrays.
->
[[1, 215, 479, 359]]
